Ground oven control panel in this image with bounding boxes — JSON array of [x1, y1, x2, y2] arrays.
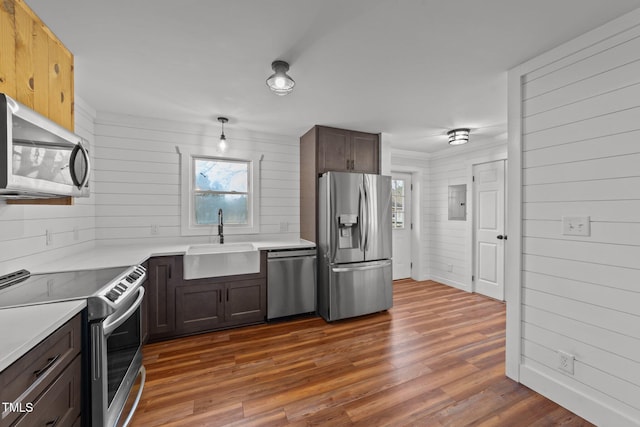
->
[[98, 265, 146, 310], [104, 265, 146, 303]]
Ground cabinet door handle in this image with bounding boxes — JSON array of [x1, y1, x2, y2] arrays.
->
[[351, 159, 354, 170], [168, 264, 172, 279], [219, 291, 222, 303], [46, 416, 60, 427], [226, 289, 229, 302], [346, 159, 350, 170], [33, 354, 61, 378]]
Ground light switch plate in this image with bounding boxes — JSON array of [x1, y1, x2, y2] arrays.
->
[[562, 216, 590, 236]]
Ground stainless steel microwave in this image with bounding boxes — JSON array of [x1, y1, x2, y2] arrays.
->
[[0, 93, 90, 199]]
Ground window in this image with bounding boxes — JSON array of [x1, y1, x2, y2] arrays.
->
[[193, 158, 249, 225], [180, 148, 261, 236], [391, 178, 405, 229]]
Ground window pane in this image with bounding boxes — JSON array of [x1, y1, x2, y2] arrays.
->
[[195, 159, 248, 192], [195, 194, 248, 225]]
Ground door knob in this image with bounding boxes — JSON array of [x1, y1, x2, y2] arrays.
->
[[497, 235, 507, 240]]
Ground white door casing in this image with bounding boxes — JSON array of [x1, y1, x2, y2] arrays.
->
[[473, 160, 505, 300], [391, 172, 412, 280]]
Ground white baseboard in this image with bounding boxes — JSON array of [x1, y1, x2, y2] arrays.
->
[[429, 275, 471, 292], [521, 363, 640, 427]]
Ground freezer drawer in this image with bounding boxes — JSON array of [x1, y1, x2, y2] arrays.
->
[[319, 259, 392, 321], [267, 250, 317, 319]]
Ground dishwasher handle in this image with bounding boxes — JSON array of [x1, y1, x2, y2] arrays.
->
[[267, 249, 317, 259]]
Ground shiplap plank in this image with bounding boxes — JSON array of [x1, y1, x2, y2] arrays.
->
[[94, 194, 180, 206], [523, 82, 640, 134], [93, 146, 179, 163], [523, 271, 639, 314], [93, 170, 178, 185], [96, 216, 178, 228], [523, 130, 640, 168], [523, 288, 639, 339], [524, 323, 640, 387], [94, 159, 180, 174], [95, 226, 181, 240], [524, 177, 640, 202], [0, 217, 93, 241], [524, 59, 640, 117], [97, 205, 180, 217], [523, 220, 640, 246], [523, 254, 640, 293], [524, 200, 640, 222], [523, 107, 640, 151], [523, 237, 640, 269], [92, 182, 179, 196], [523, 306, 640, 364], [524, 153, 640, 185], [523, 32, 640, 99], [522, 341, 640, 413]]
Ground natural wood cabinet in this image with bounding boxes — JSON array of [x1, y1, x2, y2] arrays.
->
[[0, 0, 74, 131], [300, 125, 381, 241], [0, 313, 82, 427], [146, 253, 267, 342]]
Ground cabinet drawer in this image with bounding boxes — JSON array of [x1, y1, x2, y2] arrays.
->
[[0, 313, 81, 426], [13, 355, 82, 427]]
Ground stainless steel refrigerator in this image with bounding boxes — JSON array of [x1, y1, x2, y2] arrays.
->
[[317, 171, 393, 321]]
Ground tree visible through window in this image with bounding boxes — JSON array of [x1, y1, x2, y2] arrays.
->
[[193, 157, 250, 225], [392, 178, 405, 229]]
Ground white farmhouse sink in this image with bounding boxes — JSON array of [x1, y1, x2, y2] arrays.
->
[[183, 243, 260, 280]]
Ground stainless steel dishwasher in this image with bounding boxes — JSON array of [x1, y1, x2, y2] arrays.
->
[[267, 248, 317, 319]]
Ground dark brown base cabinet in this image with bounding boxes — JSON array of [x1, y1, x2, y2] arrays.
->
[[147, 253, 267, 342], [0, 313, 82, 427]]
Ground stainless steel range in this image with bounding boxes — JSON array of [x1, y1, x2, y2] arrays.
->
[[0, 265, 147, 427]]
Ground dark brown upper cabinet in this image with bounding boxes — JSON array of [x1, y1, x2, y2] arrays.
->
[[300, 125, 380, 242]]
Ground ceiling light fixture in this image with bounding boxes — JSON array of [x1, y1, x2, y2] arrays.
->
[[217, 117, 228, 151], [447, 128, 470, 145], [266, 60, 295, 96]]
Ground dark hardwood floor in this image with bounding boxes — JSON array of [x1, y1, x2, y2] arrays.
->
[[131, 279, 593, 426]]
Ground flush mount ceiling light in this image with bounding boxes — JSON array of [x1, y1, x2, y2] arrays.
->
[[447, 128, 470, 145], [217, 117, 228, 151], [266, 60, 295, 96]]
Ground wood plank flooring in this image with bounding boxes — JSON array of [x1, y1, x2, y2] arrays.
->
[[131, 279, 594, 426]]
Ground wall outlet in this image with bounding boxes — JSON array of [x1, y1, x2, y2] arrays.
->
[[558, 350, 575, 375], [279, 222, 289, 233], [447, 264, 454, 272], [151, 224, 160, 235], [45, 229, 53, 246], [73, 226, 79, 241], [562, 216, 590, 236]]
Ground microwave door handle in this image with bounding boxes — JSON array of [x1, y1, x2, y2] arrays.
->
[[78, 142, 91, 188], [69, 143, 91, 189], [103, 287, 145, 336]]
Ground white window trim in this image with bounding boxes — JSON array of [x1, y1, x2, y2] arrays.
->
[[178, 146, 262, 236]]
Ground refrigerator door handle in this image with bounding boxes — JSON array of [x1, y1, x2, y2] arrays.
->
[[332, 260, 392, 272], [358, 184, 366, 252]]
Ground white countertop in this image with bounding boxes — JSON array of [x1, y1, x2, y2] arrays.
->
[[1, 239, 314, 372], [34, 239, 316, 273], [0, 300, 86, 372]]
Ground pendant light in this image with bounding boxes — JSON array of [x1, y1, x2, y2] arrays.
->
[[218, 117, 228, 151], [447, 128, 470, 145], [266, 60, 295, 96]]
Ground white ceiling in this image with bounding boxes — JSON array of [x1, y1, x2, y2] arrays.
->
[[27, 0, 640, 152]]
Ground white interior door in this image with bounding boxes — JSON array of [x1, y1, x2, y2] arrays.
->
[[473, 160, 505, 300], [391, 172, 412, 280]]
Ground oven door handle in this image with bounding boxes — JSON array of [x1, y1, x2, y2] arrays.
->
[[103, 287, 145, 336]]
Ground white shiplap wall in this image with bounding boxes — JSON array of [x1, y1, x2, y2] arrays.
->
[[509, 9, 640, 426], [0, 98, 97, 276], [93, 113, 299, 245], [427, 141, 507, 291]]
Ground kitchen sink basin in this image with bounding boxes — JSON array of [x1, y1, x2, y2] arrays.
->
[[183, 243, 260, 279]]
